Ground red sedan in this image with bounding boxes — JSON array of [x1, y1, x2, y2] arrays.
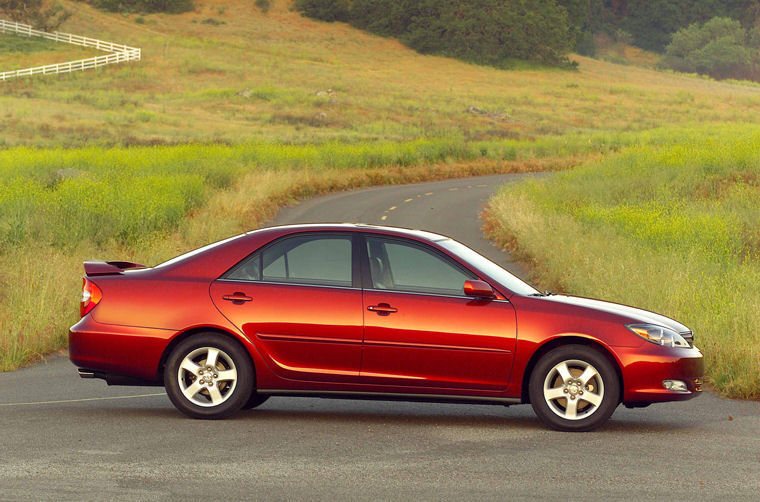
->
[[70, 224, 703, 431]]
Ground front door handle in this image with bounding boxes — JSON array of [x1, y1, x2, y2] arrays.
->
[[222, 292, 253, 304], [367, 303, 397, 316]]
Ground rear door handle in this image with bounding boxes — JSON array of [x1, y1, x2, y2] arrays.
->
[[222, 292, 253, 304], [367, 303, 397, 315]]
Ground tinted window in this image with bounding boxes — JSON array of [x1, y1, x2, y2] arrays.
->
[[226, 234, 352, 287], [366, 237, 475, 296]]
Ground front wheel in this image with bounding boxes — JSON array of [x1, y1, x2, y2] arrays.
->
[[164, 333, 253, 419], [529, 344, 620, 432]]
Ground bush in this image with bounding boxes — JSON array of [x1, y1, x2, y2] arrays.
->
[[255, 0, 270, 14], [298, 0, 574, 66], [85, 0, 194, 14], [294, 0, 350, 23], [575, 29, 596, 56], [349, 0, 421, 36], [661, 17, 755, 80], [0, 0, 70, 31]]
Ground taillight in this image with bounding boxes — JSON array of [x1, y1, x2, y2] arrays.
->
[[81, 278, 102, 317]]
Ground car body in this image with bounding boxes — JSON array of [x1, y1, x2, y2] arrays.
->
[[70, 224, 703, 430]]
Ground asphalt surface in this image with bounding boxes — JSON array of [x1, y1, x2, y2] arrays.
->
[[1, 174, 759, 500]]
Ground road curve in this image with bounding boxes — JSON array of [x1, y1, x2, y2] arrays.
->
[[1, 173, 758, 500]]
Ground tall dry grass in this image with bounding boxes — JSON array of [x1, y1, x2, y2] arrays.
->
[[483, 126, 760, 398], [0, 150, 574, 371]]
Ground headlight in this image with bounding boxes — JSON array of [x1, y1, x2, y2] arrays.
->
[[626, 323, 691, 348]]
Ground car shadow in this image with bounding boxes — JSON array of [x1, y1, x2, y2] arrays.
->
[[54, 399, 697, 433]]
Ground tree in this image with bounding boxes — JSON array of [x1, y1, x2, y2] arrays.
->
[[661, 17, 754, 79], [0, 0, 70, 31], [85, 1, 195, 14], [298, 0, 575, 66], [294, 0, 350, 23], [557, 0, 592, 47]]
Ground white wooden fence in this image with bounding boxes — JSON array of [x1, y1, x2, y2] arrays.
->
[[0, 19, 141, 81]]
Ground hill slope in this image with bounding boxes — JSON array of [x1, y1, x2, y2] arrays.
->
[[1, 0, 759, 147]]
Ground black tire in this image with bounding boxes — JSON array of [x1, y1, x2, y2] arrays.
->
[[241, 393, 270, 410], [528, 344, 620, 432], [164, 333, 253, 419]]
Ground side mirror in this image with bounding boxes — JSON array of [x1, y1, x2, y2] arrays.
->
[[464, 279, 495, 299]]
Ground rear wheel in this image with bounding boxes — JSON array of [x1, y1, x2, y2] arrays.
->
[[529, 344, 620, 432], [164, 333, 253, 419]]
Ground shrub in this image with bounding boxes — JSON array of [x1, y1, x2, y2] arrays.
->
[[255, 0, 270, 14], [661, 17, 754, 80], [298, 0, 574, 66], [0, 0, 70, 30], [84, 0, 194, 14], [294, 0, 350, 23], [575, 29, 596, 56]]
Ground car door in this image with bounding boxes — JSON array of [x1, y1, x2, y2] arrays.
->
[[210, 232, 363, 383], [360, 235, 516, 391]]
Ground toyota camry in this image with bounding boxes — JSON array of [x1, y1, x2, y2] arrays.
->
[[70, 224, 703, 431]]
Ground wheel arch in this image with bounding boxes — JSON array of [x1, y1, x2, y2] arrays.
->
[[520, 335, 624, 404], [157, 326, 256, 383]]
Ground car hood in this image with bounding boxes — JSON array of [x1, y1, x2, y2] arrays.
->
[[540, 294, 690, 333]]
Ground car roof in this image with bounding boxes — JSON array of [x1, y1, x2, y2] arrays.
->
[[246, 223, 451, 243]]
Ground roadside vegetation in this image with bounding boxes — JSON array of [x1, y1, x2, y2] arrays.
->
[[1, 1, 760, 399], [0, 138, 586, 371], [484, 125, 760, 399]]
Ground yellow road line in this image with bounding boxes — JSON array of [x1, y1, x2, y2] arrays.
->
[[404, 198, 413, 203], [388, 206, 397, 211], [380, 215, 387, 221]]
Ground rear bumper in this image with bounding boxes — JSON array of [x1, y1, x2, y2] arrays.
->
[[618, 343, 704, 404], [77, 368, 162, 386], [69, 314, 175, 382]]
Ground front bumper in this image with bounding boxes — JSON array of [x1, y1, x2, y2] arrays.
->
[[618, 343, 704, 404]]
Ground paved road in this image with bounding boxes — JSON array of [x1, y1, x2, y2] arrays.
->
[[1, 174, 759, 500]]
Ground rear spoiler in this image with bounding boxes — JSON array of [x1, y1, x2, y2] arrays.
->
[[84, 260, 147, 276]]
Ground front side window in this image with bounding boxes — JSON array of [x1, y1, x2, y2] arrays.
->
[[366, 236, 475, 296], [226, 234, 353, 287]]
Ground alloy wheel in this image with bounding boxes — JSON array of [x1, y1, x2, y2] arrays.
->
[[542, 359, 604, 421], [177, 346, 238, 407]]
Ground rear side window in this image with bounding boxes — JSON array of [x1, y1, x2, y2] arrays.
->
[[225, 234, 353, 287], [366, 236, 475, 296]]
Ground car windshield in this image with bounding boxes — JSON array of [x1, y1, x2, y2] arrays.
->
[[437, 238, 540, 296]]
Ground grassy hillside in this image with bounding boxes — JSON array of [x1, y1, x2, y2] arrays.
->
[[485, 125, 760, 398], [0, 33, 99, 70], [1, 1, 760, 396], [2, 0, 760, 148]]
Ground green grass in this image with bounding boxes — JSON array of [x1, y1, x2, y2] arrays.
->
[[0, 135, 589, 371], [1, 134, 629, 253], [2, 0, 760, 147], [484, 124, 760, 399], [0, 32, 98, 71], [0, 34, 60, 53]]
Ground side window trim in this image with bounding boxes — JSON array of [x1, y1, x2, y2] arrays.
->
[[359, 233, 478, 296], [221, 231, 360, 289]]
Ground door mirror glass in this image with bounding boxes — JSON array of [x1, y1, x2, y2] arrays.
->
[[463, 280, 495, 299]]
